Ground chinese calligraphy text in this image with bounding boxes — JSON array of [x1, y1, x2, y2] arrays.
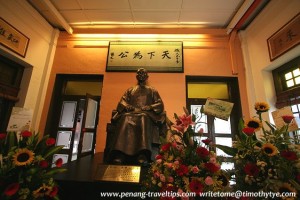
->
[[0, 18, 29, 57], [106, 41, 183, 72]]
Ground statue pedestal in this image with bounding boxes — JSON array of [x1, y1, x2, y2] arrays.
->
[[55, 153, 149, 200]]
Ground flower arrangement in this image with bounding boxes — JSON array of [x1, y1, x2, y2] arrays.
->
[[0, 131, 66, 200], [142, 108, 229, 199], [217, 102, 300, 198]]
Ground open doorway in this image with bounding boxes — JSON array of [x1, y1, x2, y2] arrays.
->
[[186, 76, 243, 170], [45, 74, 103, 164]]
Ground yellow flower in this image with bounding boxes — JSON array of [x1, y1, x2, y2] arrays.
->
[[254, 102, 270, 113], [12, 148, 34, 166], [245, 118, 262, 131], [261, 143, 278, 156], [277, 182, 297, 199], [32, 184, 52, 198]]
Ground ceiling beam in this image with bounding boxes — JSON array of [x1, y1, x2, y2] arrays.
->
[[226, 0, 255, 34], [41, 0, 73, 34], [227, 0, 269, 34]]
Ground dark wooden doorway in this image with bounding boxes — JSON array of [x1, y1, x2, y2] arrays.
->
[[45, 74, 103, 164]]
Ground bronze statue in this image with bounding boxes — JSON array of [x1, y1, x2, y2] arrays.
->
[[108, 68, 166, 165]]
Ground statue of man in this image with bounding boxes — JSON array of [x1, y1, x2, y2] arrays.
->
[[108, 68, 166, 165]]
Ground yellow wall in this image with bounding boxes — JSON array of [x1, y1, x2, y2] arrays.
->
[[239, 0, 300, 121], [40, 29, 249, 153], [0, 0, 59, 132]]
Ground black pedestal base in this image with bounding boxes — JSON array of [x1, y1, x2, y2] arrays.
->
[[55, 153, 149, 200]]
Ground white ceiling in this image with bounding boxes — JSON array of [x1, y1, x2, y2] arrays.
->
[[27, 0, 269, 33]]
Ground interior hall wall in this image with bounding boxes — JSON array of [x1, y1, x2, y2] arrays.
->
[[42, 30, 249, 153], [0, 0, 58, 132], [240, 0, 300, 120]]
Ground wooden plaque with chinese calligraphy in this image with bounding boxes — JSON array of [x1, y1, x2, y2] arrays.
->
[[106, 41, 183, 72], [0, 18, 29, 57], [267, 13, 300, 61]]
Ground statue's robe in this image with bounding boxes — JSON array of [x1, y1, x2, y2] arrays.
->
[[109, 84, 166, 161]]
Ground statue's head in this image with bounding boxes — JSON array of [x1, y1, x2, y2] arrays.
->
[[136, 68, 148, 82]]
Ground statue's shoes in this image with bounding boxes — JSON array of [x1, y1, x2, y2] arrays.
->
[[112, 154, 125, 165], [137, 154, 148, 166]]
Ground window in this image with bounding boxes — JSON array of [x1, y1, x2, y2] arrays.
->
[[284, 68, 300, 88], [186, 76, 242, 170], [273, 56, 300, 108], [273, 56, 300, 144]]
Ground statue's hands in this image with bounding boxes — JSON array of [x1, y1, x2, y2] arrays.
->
[[141, 105, 152, 111], [125, 105, 135, 112]]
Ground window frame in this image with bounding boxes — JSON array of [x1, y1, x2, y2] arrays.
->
[[185, 76, 242, 151], [273, 56, 300, 108]]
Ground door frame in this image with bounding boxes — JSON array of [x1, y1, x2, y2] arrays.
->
[[45, 74, 103, 162], [185, 76, 243, 141]]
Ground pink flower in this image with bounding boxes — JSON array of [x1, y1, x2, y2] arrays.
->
[[154, 171, 160, 178], [156, 159, 162, 164], [205, 176, 214, 185], [175, 144, 184, 151], [175, 118, 183, 126], [173, 124, 185, 133], [173, 160, 180, 165], [160, 174, 166, 182], [179, 114, 194, 127], [172, 142, 177, 148], [177, 189, 189, 200], [198, 128, 204, 134], [173, 114, 195, 133], [165, 162, 173, 168], [168, 176, 174, 183], [173, 160, 180, 169], [209, 157, 217, 164], [191, 166, 200, 173]]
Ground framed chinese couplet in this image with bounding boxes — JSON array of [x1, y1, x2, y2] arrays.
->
[[106, 41, 183, 72], [0, 17, 29, 58], [267, 13, 300, 61]]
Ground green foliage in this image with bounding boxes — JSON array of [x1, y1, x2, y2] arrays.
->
[[214, 144, 237, 157], [0, 131, 66, 200], [215, 103, 300, 198]]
